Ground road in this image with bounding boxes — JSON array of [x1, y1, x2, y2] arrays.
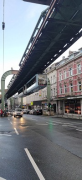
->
[[0, 114, 82, 180]]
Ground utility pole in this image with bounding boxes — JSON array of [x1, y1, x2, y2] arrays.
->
[[2, 0, 5, 73], [47, 78, 51, 115]]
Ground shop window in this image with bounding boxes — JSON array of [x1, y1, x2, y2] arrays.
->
[[78, 81, 81, 91], [70, 83, 73, 92], [77, 64, 81, 74], [65, 100, 81, 114]]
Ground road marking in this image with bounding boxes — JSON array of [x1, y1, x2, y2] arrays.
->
[[52, 123, 58, 125], [68, 125, 77, 128], [53, 121, 62, 124], [14, 128, 19, 135], [0, 177, 6, 180], [36, 123, 48, 126], [0, 134, 12, 136], [10, 122, 12, 124], [31, 118, 37, 121], [63, 123, 73, 125], [62, 125, 68, 127], [76, 129, 82, 132], [24, 148, 45, 180]]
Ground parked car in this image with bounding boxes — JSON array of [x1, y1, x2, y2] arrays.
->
[[29, 109, 36, 115], [23, 109, 28, 114], [8, 109, 14, 116], [13, 108, 23, 117], [35, 109, 42, 115], [27, 109, 30, 114]]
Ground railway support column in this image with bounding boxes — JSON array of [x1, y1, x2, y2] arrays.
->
[[1, 70, 18, 111], [21, 97, 23, 108]]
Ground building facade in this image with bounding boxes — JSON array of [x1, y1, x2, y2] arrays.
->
[[57, 48, 82, 116], [19, 63, 57, 115], [10, 47, 82, 118]]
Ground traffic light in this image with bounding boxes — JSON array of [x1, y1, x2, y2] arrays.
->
[[5, 103, 7, 107], [2, 22, 5, 30], [48, 103, 51, 108]]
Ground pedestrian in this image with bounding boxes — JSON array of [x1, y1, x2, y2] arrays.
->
[[0, 109, 3, 117]]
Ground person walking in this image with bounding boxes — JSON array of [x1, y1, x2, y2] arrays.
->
[[0, 109, 3, 117]]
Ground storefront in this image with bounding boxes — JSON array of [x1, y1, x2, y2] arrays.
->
[[30, 101, 42, 110], [65, 99, 81, 114]]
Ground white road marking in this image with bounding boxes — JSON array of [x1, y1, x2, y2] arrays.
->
[[31, 118, 37, 121], [24, 148, 45, 180], [36, 123, 48, 126], [0, 134, 11, 136], [53, 121, 62, 124], [62, 125, 68, 127], [0, 177, 6, 180], [14, 128, 19, 135], [68, 125, 77, 128], [52, 123, 58, 125], [76, 129, 82, 132], [63, 123, 73, 125]]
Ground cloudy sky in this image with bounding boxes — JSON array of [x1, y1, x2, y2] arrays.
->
[[0, 0, 82, 89], [0, 0, 48, 88]]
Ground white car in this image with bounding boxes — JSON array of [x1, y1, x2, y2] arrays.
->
[[13, 108, 23, 117], [23, 109, 28, 114]]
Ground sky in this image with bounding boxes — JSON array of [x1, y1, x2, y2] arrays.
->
[[0, 0, 82, 89], [0, 0, 48, 89]]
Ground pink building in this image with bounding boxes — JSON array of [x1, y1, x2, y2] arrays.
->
[[56, 48, 82, 116]]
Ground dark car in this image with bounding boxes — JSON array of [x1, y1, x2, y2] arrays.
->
[[27, 109, 30, 114], [35, 109, 42, 115]]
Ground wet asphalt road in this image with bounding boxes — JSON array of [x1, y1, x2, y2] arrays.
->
[[0, 115, 82, 180]]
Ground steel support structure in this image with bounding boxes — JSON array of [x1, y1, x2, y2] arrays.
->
[[1, 70, 18, 111]]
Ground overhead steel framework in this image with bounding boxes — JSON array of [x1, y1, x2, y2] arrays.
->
[[6, 0, 82, 99], [23, 0, 51, 5]]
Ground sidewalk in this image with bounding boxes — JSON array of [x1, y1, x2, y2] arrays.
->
[[51, 114, 82, 120]]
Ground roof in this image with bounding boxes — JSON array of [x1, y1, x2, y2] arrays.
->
[[6, 0, 82, 99]]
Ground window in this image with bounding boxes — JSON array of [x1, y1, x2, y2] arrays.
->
[[42, 91, 44, 98], [78, 81, 81, 91], [70, 83, 73, 92], [77, 64, 81, 74], [60, 86, 62, 94], [53, 75, 55, 83], [59, 72, 62, 80], [64, 85, 67, 93], [51, 76, 52, 84], [69, 68, 72, 76], [53, 88, 55, 96], [51, 89, 53, 97], [64, 71, 66, 79]]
